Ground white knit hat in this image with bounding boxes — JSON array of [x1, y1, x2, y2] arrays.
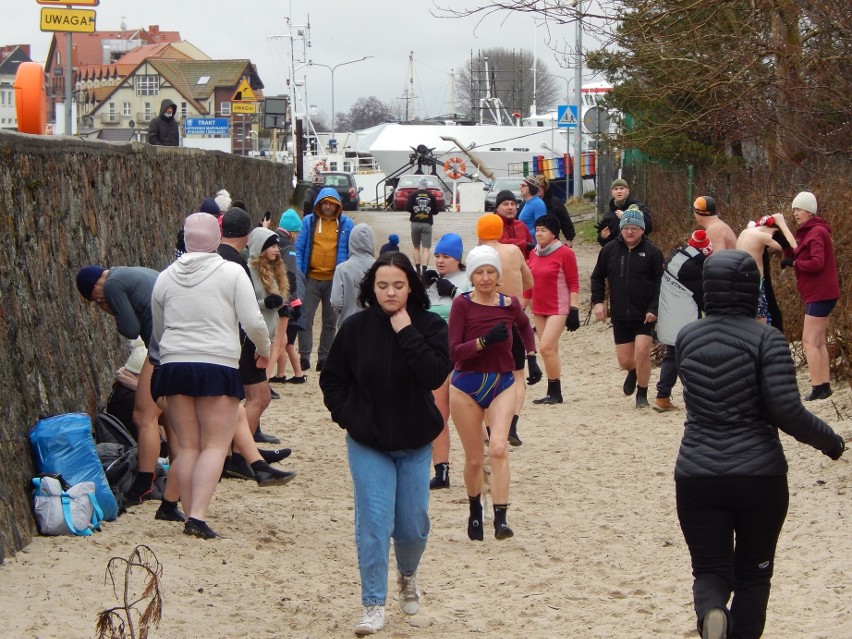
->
[[792, 191, 817, 215], [215, 192, 232, 213], [466, 245, 502, 281], [124, 338, 147, 374]]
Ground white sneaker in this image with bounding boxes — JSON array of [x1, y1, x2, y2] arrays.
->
[[397, 571, 421, 615], [353, 605, 385, 636]]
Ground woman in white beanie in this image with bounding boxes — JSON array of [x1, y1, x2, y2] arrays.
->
[[780, 191, 840, 400], [447, 245, 536, 541]]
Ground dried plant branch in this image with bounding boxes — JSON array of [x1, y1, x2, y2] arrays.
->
[[95, 545, 163, 639]]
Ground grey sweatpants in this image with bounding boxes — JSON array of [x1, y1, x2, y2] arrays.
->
[[298, 277, 338, 364]]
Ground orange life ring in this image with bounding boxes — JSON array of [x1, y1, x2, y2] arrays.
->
[[14, 62, 47, 135], [313, 160, 329, 173], [443, 157, 466, 180]]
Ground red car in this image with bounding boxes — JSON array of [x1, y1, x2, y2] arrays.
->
[[392, 175, 455, 212]]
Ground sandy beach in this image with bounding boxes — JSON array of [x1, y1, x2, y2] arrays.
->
[[1, 210, 849, 639]]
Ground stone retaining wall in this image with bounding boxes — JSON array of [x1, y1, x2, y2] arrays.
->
[[0, 130, 293, 561]]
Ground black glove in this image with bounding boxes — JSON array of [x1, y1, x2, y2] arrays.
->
[[290, 305, 302, 321], [825, 435, 846, 461], [423, 269, 440, 286], [481, 322, 508, 347], [264, 294, 284, 309], [277, 305, 291, 318], [780, 258, 794, 269], [526, 355, 542, 385], [435, 277, 457, 298], [566, 307, 580, 332]]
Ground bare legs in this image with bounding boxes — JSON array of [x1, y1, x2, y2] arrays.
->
[[232, 404, 264, 464], [431, 377, 450, 467], [243, 380, 271, 435], [802, 314, 830, 385], [133, 358, 164, 476], [616, 334, 653, 389], [533, 314, 567, 380], [450, 386, 515, 505], [166, 394, 239, 522]]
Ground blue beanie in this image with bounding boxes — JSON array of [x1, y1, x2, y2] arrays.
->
[[278, 209, 302, 232], [388, 234, 399, 245], [76, 265, 106, 299], [200, 198, 220, 216], [434, 233, 463, 261]]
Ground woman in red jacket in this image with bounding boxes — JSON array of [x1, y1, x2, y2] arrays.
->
[[781, 191, 840, 401]]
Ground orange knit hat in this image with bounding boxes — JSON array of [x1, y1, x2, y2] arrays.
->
[[477, 213, 504, 241]]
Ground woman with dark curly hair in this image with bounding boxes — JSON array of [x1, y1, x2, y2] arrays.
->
[[320, 251, 452, 636]]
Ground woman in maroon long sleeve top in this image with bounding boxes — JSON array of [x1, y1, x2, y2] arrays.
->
[[781, 191, 840, 401], [448, 245, 536, 541]]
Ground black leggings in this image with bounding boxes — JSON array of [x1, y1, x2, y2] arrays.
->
[[676, 475, 789, 639]]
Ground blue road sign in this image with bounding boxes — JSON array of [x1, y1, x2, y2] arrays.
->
[[557, 105, 579, 128], [184, 117, 230, 135]]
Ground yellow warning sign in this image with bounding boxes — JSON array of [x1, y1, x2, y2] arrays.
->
[[231, 102, 257, 114], [40, 7, 97, 33], [231, 78, 256, 102]]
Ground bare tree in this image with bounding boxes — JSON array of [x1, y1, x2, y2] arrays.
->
[[437, 0, 851, 169], [456, 48, 561, 120], [335, 96, 396, 131]]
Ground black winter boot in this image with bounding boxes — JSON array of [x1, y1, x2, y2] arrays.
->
[[430, 462, 450, 489], [533, 379, 563, 404]]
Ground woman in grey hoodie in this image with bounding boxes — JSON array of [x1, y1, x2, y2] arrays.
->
[[331, 223, 376, 326]]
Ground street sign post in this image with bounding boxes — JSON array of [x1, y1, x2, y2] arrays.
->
[[184, 118, 230, 136], [557, 105, 579, 128], [40, 7, 96, 33]]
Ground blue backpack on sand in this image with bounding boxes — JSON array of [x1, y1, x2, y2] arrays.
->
[[30, 413, 118, 521]]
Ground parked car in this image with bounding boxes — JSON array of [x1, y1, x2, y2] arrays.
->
[[483, 176, 523, 212], [321, 172, 362, 211], [392, 174, 455, 212]]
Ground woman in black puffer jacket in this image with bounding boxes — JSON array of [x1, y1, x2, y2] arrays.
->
[[674, 249, 846, 639]]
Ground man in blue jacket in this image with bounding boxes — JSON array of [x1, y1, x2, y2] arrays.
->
[[295, 187, 355, 372]]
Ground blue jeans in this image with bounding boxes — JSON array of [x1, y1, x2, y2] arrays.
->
[[347, 434, 432, 606]]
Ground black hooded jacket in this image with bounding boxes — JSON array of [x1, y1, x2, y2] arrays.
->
[[674, 250, 844, 478], [597, 195, 652, 246], [590, 234, 664, 320], [147, 99, 180, 146], [320, 304, 451, 452]]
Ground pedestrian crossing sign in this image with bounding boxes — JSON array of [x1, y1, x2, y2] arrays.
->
[[557, 105, 579, 128], [231, 77, 256, 102]]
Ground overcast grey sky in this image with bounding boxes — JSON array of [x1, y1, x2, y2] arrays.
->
[[6, 0, 599, 119]]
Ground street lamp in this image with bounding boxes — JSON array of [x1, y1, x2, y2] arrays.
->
[[309, 56, 373, 145]]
